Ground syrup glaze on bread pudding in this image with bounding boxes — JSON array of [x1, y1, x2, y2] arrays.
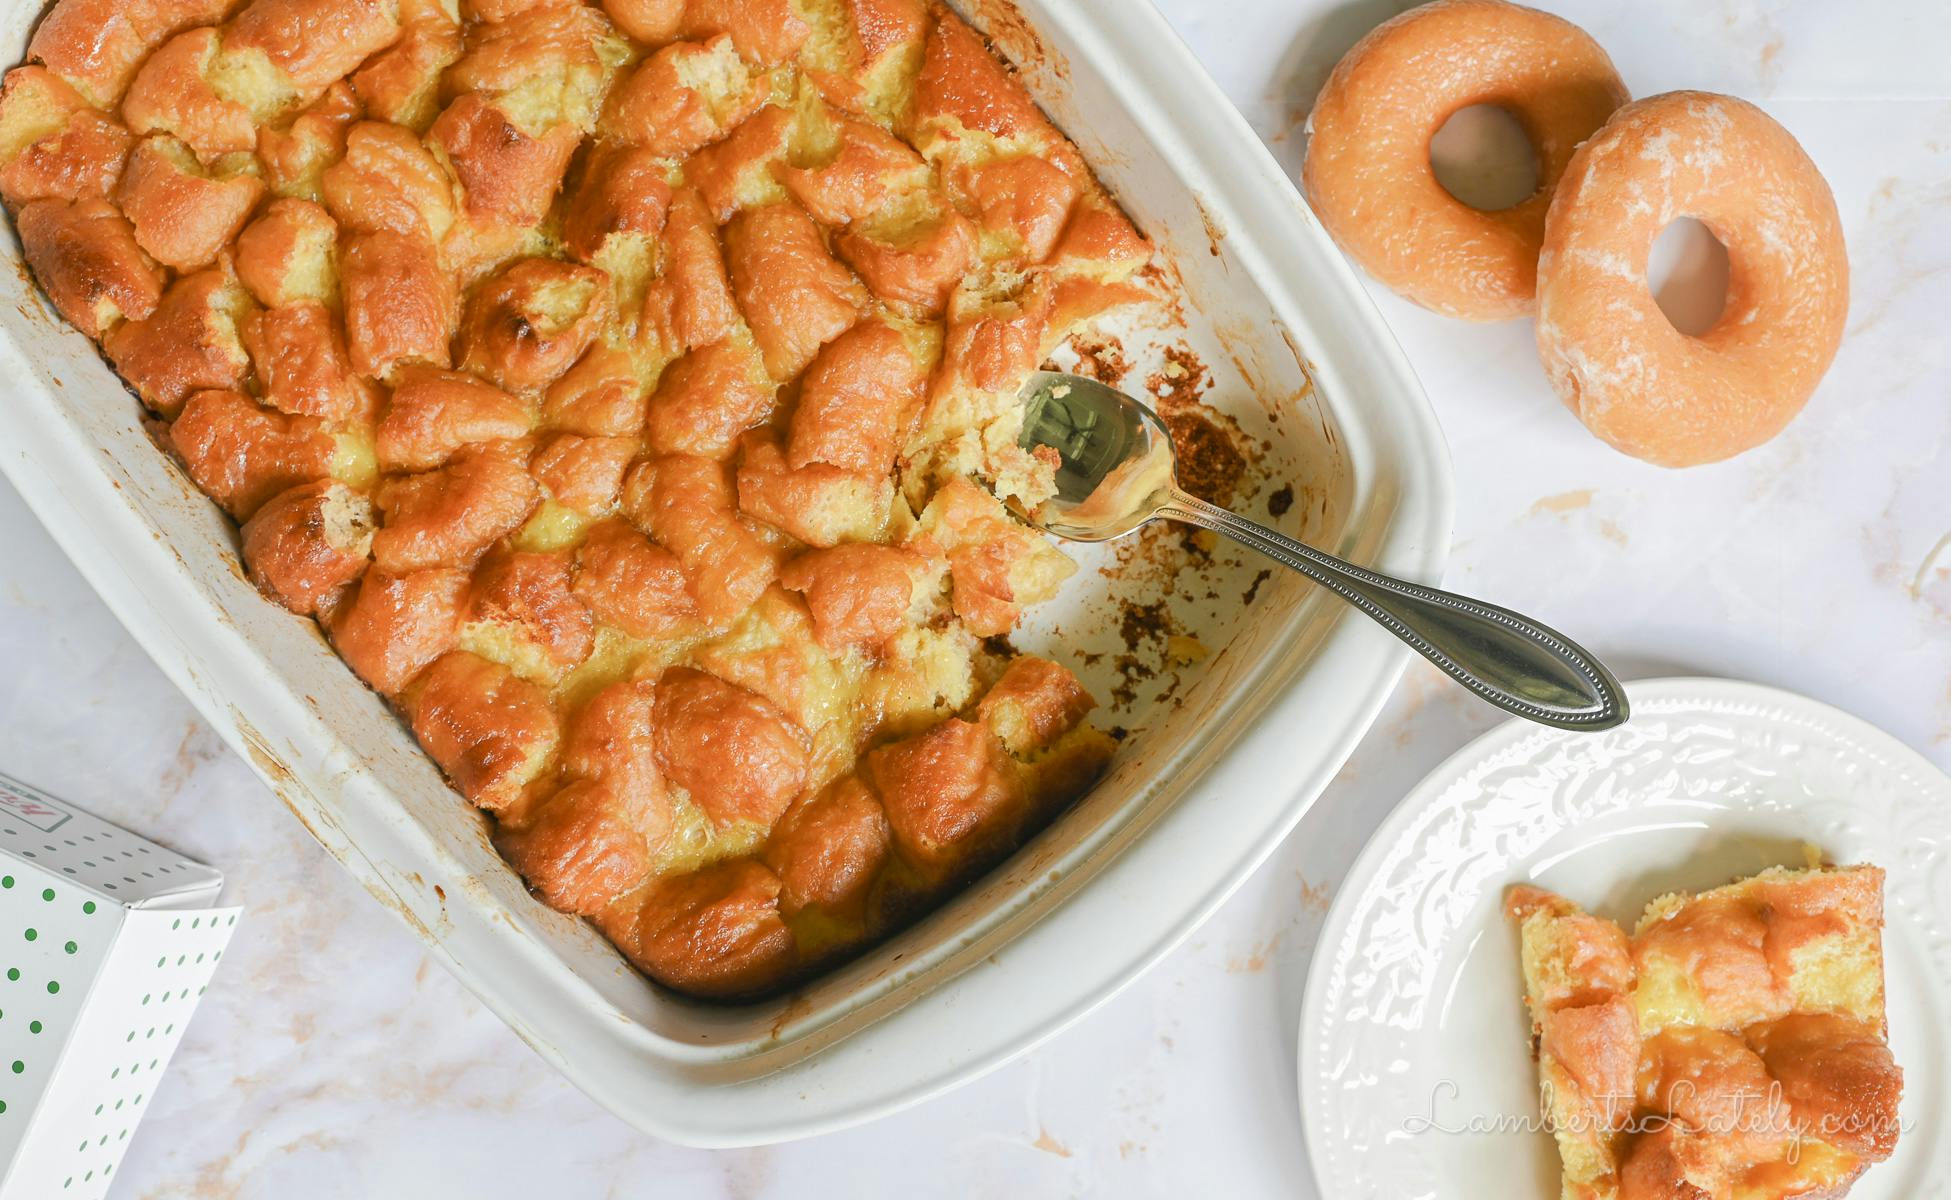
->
[[1508, 863, 1903, 1200], [0, 0, 1163, 998]]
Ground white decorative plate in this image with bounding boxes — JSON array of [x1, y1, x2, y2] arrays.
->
[[1299, 677, 1951, 1199]]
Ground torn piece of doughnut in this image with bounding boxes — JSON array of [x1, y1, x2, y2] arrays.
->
[[865, 715, 1024, 878], [542, 343, 650, 436], [735, 433, 891, 549], [0, 67, 132, 208], [802, 0, 926, 121], [946, 154, 1077, 266], [835, 194, 978, 315], [410, 649, 559, 809], [644, 335, 775, 459], [1507, 884, 1645, 1193], [638, 186, 737, 356], [119, 29, 257, 163], [1048, 195, 1152, 277], [329, 564, 469, 693], [372, 439, 540, 571], [1537, 91, 1848, 467], [913, 474, 1069, 640], [561, 143, 671, 268], [920, 273, 1053, 437], [321, 121, 456, 241], [443, 3, 624, 134], [225, 0, 404, 94], [652, 666, 809, 828], [1632, 863, 1885, 1035], [114, 137, 263, 271], [623, 453, 780, 630], [352, 0, 462, 130], [255, 81, 360, 200], [599, 0, 681, 46], [776, 110, 929, 228], [428, 93, 582, 228], [26, 0, 232, 108], [105, 269, 254, 416], [466, 547, 593, 669], [788, 317, 930, 475], [498, 774, 660, 916], [607, 857, 797, 998], [528, 433, 634, 515], [243, 301, 366, 421], [340, 229, 459, 379], [686, 587, 841, 733], [601, 34, 766, 158], [976, 655, 1095, 758], [685, 102, 793, 222], [913, 475, 1074, 636], [569, 519, 696, 639], [1302, 0, 1628, 320], [1638, 1026, 1796, 1162], [234, 197, 339, 307], [763, 775, 890, 923], [377, 366, 533, 471], [908, 8, 1056, 147], [1750, 1013, 1902, 1163], [1035, 199, 1153, 340], [778, 542, 935, 654], [168, 387, 336, 518], [16, 197, 162, 338], [850, 622, 979, 746], [497, 683, 668, 913], [722, 201, 868, 380], [459, 258, 613, 392], [240, 478, 376, 613], [682, 0, 808, 67]]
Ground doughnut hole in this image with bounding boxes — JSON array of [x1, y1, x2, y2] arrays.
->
[[1429, 103, 1540, 213], [1647, 216, 1731, 337]]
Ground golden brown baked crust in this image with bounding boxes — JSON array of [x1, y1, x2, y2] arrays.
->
[[5, 0, 1150, 999], [1509, 864, 1902, 1200], [1300, 0, 1629, 321]]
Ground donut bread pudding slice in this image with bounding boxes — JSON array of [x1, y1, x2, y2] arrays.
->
[[1509, 863, 1902, 1200]]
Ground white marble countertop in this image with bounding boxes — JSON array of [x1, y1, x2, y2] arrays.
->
[[0, 0, 1945, 1195]]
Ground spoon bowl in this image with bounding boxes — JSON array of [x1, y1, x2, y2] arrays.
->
[[1014, 370, 1629, 730], [1018, 371, 1180, 541]]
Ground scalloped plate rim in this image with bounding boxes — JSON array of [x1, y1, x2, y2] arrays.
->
[[1297, 675, 1951, 1199]]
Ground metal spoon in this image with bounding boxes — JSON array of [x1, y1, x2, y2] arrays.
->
[[1014, 370, 1628, 730]]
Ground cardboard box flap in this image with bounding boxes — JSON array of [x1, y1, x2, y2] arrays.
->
[[0, 774, 223, 907]]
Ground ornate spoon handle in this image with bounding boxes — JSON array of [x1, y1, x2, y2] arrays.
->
[[1157, 490, 1628, 730]]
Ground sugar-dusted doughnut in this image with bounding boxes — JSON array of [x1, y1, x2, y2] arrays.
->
[[1537, 92, 1848, 467], [1302, 0, 1629, 320]]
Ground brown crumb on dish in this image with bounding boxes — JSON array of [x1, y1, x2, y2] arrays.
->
[[1118, 598, 1175, 649], [1147, 346, 1248, 508], [1051, 334, 1131, 385], [1267, 484, 1294, 517]]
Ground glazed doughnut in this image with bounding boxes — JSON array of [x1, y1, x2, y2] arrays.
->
[[1302, 0, 1628, 320], [1536, 92, 1848, 467]]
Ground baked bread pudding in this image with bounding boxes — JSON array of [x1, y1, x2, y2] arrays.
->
[[0, 0, 1159, 997], [1508, 864, 1903, 1199]]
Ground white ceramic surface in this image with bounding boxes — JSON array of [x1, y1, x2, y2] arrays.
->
[[1300, 677, 1951, 1200], [0, 0, 1945, 1194]]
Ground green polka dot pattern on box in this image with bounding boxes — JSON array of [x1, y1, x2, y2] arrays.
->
[[0, 769, 239, 1199]]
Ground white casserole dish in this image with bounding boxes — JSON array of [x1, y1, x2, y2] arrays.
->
[[0, 0, 1450, 1145]]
